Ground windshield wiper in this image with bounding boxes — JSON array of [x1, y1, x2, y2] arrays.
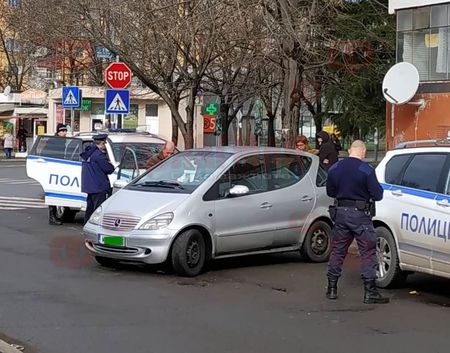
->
[[136, 181, 185, 190]]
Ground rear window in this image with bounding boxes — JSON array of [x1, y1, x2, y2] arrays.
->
[[385, 154, 411, 185], [30, 136, 81, 162]]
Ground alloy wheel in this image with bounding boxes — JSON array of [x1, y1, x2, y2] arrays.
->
[[377, 237, 392, 279]]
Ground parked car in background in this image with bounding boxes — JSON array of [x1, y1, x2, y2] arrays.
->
[[83, 147, 334, 276], [374, 137, 450, 287], [26, 129, 168, 222]]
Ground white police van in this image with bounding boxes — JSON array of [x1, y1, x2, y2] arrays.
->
[[374, 136, 450, 287], [26, 130, 168, 221]]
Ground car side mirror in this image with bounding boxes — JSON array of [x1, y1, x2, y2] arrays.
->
[[113, 179, 128, 189], [229, 185, 249, 197]]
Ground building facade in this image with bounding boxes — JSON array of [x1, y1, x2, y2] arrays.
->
[[387, 0, 450, 148]]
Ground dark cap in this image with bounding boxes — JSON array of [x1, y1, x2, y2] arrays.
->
[[56, 123, 67, 133], [93, 133, 108, 141]]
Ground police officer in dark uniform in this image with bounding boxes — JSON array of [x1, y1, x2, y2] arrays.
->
[[326, 140, 389, 304], [80, 134, 115, 224]]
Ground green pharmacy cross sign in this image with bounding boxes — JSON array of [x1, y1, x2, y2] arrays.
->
[[205, 103, 218, 115]]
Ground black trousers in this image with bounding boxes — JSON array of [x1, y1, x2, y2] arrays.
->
[[84, 191, 110, 224]]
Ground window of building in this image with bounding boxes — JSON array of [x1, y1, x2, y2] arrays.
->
[[397, 5, 450, 81]]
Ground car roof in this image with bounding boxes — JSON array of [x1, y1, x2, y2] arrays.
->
[[72, 130, 167, 144], [394, 138, 450, 150], [187, 146, 316, 156]]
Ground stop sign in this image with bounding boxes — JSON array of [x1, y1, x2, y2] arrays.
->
[[104, 62, 132, 89]]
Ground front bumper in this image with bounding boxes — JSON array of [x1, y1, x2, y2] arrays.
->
[[83, 223, 177, 264]]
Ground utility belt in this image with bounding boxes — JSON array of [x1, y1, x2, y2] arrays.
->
[[328, 199, 376, 222]]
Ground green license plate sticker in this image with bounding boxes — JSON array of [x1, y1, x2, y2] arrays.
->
[[100, 235, 125, 247]]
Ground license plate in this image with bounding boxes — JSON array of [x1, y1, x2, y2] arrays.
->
[[99, 235, 125, 247]]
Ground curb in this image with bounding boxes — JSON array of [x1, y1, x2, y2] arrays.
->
[[0, 339, 24, 353]]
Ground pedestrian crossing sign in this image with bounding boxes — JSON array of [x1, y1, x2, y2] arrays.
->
[[62, 86, 81, 108], [105, 89, 130, 114]]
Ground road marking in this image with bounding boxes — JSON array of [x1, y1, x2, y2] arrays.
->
[[0, 178, 39, 185], [0, 196, 46, 210]]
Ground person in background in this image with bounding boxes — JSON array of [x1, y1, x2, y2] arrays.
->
[[48, 123, 68, 225], [330, 133, 342, 154], [81, 134, 115, 224], [146, 141, 176, 169], [295, 135, 318, 154], [3, 131, 14, 159], [316, 131, 338, 170]]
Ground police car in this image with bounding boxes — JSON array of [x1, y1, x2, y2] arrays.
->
[[26, 129, 168, 222], [374, 136, 450, 287]]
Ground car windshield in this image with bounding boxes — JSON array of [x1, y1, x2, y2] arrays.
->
[[128, 151, 232, 193], [109, 142, 165, 168]]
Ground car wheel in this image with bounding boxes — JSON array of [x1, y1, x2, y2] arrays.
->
[[300, 220, 332, 263], [171, 229, 206, 277], [95, 256, 120, 268], [376, 226, 407, 288], [56, 206, 77, 223]]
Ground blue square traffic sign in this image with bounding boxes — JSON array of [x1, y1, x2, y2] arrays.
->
[[105, 89, 130, 114], [62, 86, 80, 108]]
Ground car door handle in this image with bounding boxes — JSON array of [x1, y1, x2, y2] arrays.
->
[[35, 158, 47, 164], [436, 199, 450, 207], [391, 189, 403, 196], [260, 202, 273, 209], [301, 195, 313, 202]]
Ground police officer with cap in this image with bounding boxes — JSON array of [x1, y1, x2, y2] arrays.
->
[[326, 140, 389, 304], [47, 123, 68, 225], [80, 134, 115, 224]]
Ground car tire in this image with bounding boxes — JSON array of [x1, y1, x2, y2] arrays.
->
[[300, 220, 332, 263], [56, 206, 77, 223], [376, 226, 407, 288], [95, 256, 120, 268], [171, 229, 206, 277]]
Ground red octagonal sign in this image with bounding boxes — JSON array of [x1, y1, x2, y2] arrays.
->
[[105, 62, 132, 89]]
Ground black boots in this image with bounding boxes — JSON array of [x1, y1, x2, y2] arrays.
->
[[363, 280, 390, 304], [49, 206, 62, 226], [326, 278, 338, 300]]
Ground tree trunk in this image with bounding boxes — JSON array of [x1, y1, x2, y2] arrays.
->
[[184, 85, 198, 149], [220, 103, 230, 146], [171, 114, 179, 145], [267, 115, 276, 147], [281, 56, 300, 148]]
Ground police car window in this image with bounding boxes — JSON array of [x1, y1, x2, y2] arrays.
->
[[110, 142, 164, 168], [316, 165, 328, 187], [268, 154, 306, 190], [401, 154, 447, 192], [217, 155, 268, 198], [385, 154, 411, 185], [31, 136, 81, 161]]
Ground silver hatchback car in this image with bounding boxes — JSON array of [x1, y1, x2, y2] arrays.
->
[[83, 147, 333, 276]]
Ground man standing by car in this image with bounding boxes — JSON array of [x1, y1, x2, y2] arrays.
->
[[316, 131, 338, 170], [48, 123, 68, 225], [81, 134, 115, 224], [325, 140, 389, 304], [146, 141, 175, 169]]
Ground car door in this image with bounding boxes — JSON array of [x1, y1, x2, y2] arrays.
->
[[267, 153, 315, 247], [26, 135, 85, 209], [431, 153, 450, 275], [391, 153, 448, 271], [212, 154, 276, 254], [113, 147, 139, 192]]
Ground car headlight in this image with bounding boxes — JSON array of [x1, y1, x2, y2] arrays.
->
[[139, 212, 174, 230], [88, 206, 103, 226]]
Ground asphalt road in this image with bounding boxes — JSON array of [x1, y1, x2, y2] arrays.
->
[[0, 160, 449, 353]]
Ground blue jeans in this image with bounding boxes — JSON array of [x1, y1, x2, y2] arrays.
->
[[4, 148, 12, 159], [327, 207, 377, 281]]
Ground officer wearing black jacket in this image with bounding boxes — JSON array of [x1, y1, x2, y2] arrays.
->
[[80, 134, 115, 224], [326, 140, 389, 304]]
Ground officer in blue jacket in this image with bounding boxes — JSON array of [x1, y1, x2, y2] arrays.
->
[[81, 134, 115, 224], [325, 140, 389, 304]]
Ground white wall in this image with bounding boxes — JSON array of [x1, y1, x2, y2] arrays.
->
[[389, 0, 449, 13]]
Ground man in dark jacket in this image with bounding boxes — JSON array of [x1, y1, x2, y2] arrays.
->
[[48, 123, 68, 225], [81, 134, 115, 224], [316, 131, 338, 170]]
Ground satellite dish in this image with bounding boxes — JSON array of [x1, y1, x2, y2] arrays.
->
[[3, 85, 11, 96], [382, 62, 419, 105]]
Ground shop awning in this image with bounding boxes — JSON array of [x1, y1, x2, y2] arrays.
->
[[0, 104, 15, 114], [14, 107, 48, 115]]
